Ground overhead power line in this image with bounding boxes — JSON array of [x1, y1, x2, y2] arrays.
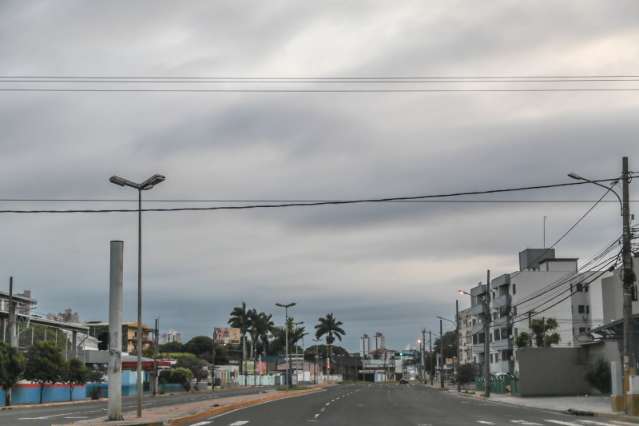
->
[[2, 74, 639, 80], [2, 88, 639, 93], [0, 198, 636, 204], [0, 177, 621, 214]]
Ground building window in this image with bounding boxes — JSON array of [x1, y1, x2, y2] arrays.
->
[[502, 328, 509, 339], [586, 305, 590, 314], [494, 329, 500, 341], [578, 305, 585, 314], [585, 285, 589, 293], [512, 284, 516, 295], [579, 327, 586, 334], [576, 283, 583, 292]]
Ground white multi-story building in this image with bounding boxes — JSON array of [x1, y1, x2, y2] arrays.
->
[[160, 329, 182, 344], [468, 248, 606, 375], [457, 307, 473, 365]]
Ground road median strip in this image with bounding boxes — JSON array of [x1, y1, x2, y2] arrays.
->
[[169, 386, 327, 426]]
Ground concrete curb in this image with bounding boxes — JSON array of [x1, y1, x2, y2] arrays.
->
[[0, 397, 108, 410], [0, 387, 247, 411]]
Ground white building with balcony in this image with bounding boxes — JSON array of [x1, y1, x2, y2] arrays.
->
[[467, 248, 606, 375]]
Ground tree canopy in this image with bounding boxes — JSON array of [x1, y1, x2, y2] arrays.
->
[[0, 342, 25, 406]]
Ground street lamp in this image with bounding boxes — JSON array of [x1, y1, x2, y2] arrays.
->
[[568, 173, 621, 210], [569, 168, 634, 413], [275, 302, 296, 389], [109, 173, 165, 418]]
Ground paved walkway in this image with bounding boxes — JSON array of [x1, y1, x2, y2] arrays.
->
[[429, 383, 616, 416], [484, 393, 613, 415]]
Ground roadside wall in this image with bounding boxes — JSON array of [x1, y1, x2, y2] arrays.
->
[[0, 384, 86, 406], [516, 347, 590, 396]]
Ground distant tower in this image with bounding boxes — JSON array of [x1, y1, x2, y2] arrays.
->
[[375, 332, 385, 351], [361, 334, 370, 358]]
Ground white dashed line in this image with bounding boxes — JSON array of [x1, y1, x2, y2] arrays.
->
[[477, 421, 495, 425], [229, 421, 250, 426], [190, 421, 212, 426]]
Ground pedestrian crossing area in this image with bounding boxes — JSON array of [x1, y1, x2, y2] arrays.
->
[[473, 419, 639, 426]]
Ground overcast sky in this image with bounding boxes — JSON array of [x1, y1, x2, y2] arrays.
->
[[1, 1, 638, 351]]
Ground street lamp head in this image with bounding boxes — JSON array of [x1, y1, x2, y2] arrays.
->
[[567, 172, 584, 181], [109, 175, 139, 189], [141, 174, 166, 190]]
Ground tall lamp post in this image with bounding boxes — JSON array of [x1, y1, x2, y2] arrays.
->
[[437, 316, 456, 390], [569, 162, 635, 412], [109, 174, 165, 418], [275, 302, 296, 389]]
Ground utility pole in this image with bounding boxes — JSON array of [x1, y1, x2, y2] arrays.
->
[[456, 299, 461, 392], [429, 330, 433, 385], [211, 334, 216, 391], [421, 329, 426, 384], [108, 241, 124, 421], [622, 156, 636, 408], [439, 319, 444, 389], [483, 269, 491, 398], [152, 318, 159, 396], [8, 277, 16, 348]]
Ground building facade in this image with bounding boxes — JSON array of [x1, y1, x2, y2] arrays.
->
[[458, 307, 473, 365], [468, 248, 606, 375]]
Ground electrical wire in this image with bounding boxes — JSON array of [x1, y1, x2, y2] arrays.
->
[[0, 198, 636, 204], [502, 180, 620, 301], [0, 177, 622, 214], [511, 266, 615, 325], [512, 241, 621, 310], [2, 88, 639, 93]]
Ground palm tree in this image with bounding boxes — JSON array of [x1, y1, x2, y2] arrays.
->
[[315, 313, 345, 374], [228, 302, 251, 381], [255, 312, 275, 357], [286, 317, 307, 354], [249, 312, 275, 384]]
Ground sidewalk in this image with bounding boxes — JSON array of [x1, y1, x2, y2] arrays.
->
[[56, 386, 326, 426], [428, 383, 618, 416], [482, 393, 614, 415]]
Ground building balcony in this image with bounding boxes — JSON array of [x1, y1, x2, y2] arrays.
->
[[492, 294, 511, 308], [470, 303, 485, 317]]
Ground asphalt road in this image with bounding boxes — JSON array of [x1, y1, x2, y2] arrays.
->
[[187, 383, 639, 426], [0, 386, 273, 426]]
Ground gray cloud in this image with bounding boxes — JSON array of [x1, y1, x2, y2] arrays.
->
[[0, 0, 638, 350]]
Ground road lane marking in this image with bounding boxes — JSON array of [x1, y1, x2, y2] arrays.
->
[[229, 422, 250, 426], [190, 422, 212, 426], [477, 421, 495, 425], [18, 412, 74, 420], [545, 421, 581, 426]]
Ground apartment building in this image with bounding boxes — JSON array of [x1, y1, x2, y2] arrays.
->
[[468, 248, 604, 375]]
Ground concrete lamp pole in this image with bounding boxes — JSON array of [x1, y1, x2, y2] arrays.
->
[[569, 159, 635, 413], [275, 302, 296, 389], [109, 174, 165, 418]]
